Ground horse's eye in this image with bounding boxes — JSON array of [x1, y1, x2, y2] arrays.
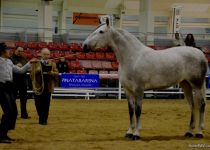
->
[[99, 30, 104, 34]]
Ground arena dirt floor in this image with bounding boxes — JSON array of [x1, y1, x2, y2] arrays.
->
[[0, 99, 210, 150]]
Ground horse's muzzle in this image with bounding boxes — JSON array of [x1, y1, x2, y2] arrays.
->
[[83, 44, 91, 53]]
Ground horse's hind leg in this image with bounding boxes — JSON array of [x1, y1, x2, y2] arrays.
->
[[125, 89, 135, 139], [199, 84, 206, 131], [180, 81, 195, 137], [193, 86, 206, 138]]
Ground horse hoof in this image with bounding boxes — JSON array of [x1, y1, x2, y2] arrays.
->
[[132, 135, 140, 140], [195, 134, 203, 138], [184, 132, 193, 137], [125, 133, 133, 139]]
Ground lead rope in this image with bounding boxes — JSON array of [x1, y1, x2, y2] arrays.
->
[[31, 62, 44, 95]]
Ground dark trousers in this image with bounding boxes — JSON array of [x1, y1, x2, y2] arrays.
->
[[14, 80, 28, 117], [0, 82, 18, 136], [34, 92, 51, 123]]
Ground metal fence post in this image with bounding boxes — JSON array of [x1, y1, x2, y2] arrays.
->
[[118, 80, 122, 100]]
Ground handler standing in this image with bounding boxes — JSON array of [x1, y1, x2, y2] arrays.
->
[[0, 42, 36, 143], [11, 47, 30, 119], [33, 48, 58, 125]]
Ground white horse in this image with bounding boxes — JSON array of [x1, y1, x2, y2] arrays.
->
[[83, 19, 207, 140]]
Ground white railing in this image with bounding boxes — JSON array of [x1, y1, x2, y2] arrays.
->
[[27, 73, 210, 100]]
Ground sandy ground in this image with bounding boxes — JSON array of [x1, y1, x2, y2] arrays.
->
[[0, 99, 209, 150]]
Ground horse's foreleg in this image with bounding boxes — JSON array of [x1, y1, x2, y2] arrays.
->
[[125, 96, 135, 139], [133, 96, 143, 140]]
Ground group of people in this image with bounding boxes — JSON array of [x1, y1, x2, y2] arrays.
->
[[173, 33, 197, 47], [0, 43, 59, 143]]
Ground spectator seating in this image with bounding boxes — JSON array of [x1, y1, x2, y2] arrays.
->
[[96, 52, 105, 60], [111, 61, 119, 70], [38, 42, 48, 49], [77, 69, 87, 74], [86, 52, 96, 60], [69, 61, 82, 69], [102, 61, 112, 70], [80, 60, 92, 69], [105, 52, 116, 60], [76, 52, 86, 59], [89, 70, 98, 74], [6, 41, 210, 79], [69, 43, 82, 51], [65, 52, 76, 60], [92, 61, 102, 69]]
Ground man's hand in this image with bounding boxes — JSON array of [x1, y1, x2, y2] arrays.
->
[[48, 71, 59, 76], [16, 63, 23, 67], [29, 58, 39, 63]]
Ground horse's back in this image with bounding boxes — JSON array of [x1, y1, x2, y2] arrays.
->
[[130, 46, 208, 90]]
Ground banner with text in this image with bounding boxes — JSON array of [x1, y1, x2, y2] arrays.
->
[[73, 13, 103, 26], [61, 74, 100, 88], [172, 6, 182, 33]]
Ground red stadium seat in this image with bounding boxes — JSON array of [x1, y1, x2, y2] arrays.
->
[[65, 52, 76, 60], [48, 42, 59, 50], [23, 50, 33, 59], [77, 69, 87, 74], [86, 52, 96, 60], [69, 43, 82, 51], [202, 47, 210, 54], [155, 46, 171, 50], [80, 60, 92, 69], [27, 42, 38, 49], [60, 43, 69, 51], [5, 41, 15, 49], [105, 52, 116, 60], [92, 61, 102, 69], [99, 70, 108, 74], [95, 52, 105, 60], [76, 52, 86, 60], [101, 61, 112, 70], [69, 61, 82, 69], [15, 41, 27, 48], [111, 61, 119, 70], [95, 47, 109, 52], [69, 70, 77, 73], [109, 71, 118, 74], [89, 70, 98, 74], [148, 45, 156, 49], [109, 71, 118, 79], [99, 70, 109, 79], [38, 42, 47, 49], [52, 51, 62, 58]]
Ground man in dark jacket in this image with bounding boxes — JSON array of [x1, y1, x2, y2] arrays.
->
[[11, 47, 30, 119], [56, 57, 69, 73]]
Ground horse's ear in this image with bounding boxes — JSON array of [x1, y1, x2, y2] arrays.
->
[[106, 18, 110, 27]]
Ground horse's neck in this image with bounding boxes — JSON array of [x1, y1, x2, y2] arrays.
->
[[109, 28, 147, 64]]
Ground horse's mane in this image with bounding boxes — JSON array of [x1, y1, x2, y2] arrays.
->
[[114, 28, 145, 48]]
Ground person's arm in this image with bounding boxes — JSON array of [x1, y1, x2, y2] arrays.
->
[[12, 62, 31, 74], [12, 58, 38, 74]]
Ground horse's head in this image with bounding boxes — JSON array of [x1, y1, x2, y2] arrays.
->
[[83, 18, 111, 53]]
